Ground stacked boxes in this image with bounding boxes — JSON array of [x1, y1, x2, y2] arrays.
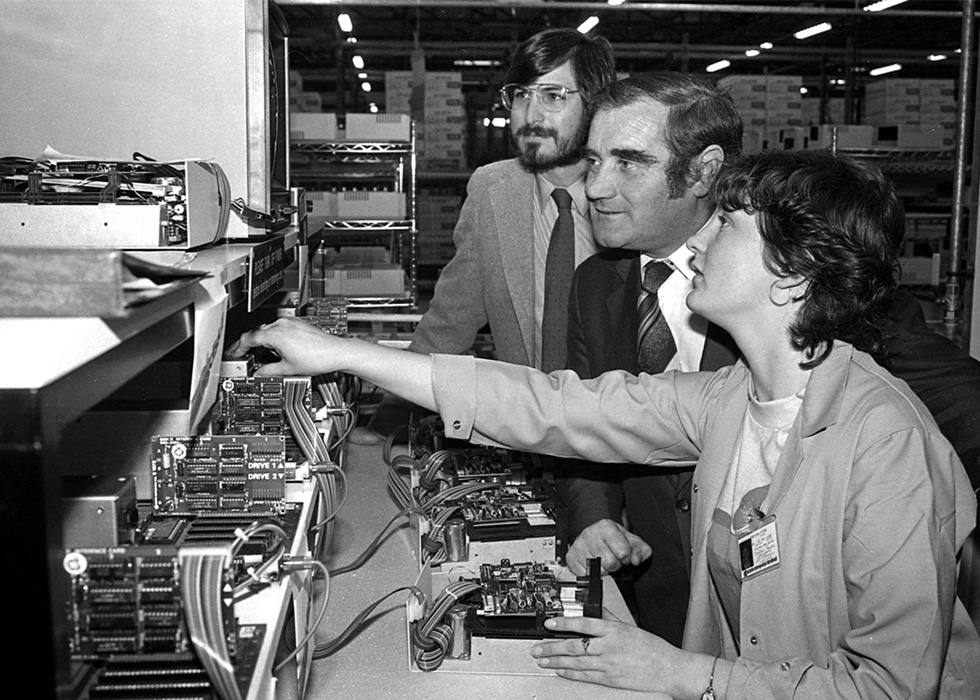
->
[[716, 75, 802, 153], [920, 79, 958, 148], [864, 78, 956, 148], [288, 68, 323, 113], [864, 78, 922, 126], [386, 71, 467, 170], [417, 191, 462, 266]]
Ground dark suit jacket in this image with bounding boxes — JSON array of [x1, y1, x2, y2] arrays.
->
[[556, 248, 739, 644], [874, 291, 980, 493]]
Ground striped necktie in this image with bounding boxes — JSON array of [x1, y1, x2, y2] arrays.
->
[[637, 260, 677, 374], [541, 188, 575, 373]]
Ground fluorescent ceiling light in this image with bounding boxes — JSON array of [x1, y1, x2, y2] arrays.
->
[[869, 63, 902, 76], [346, 37, 357, 44], [369, 103, 378, 113], [795, 23, 832, 40], [745, 49, 760, 57], [578, 16, 600, 33], [864, 0, 907, 11], [927, 54, 948, 62], [760, 42, 774, 50], [454, 59, 503, 67], [361, 81, 372, 92], [483, 117, 509, 128], [337, 13, 353, 32], [608, 0, 627, 5], [357, 72, 368, 79], [352, 55, 365, 69], [706, 59, 731, 73], [800, 87, 808, 95]]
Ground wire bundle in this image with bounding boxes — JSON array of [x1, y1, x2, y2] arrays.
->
[[230, 519, 290, 600], [283, 377, 348, 560], [179, 544, 243, 700], [273, 558, 331, 673], [410, 581, 481, 672]]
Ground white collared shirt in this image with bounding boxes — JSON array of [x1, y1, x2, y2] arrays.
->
[[639, 224, 710, 372]]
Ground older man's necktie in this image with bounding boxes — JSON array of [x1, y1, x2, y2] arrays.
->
[[637, 260, 677, 373], [541, 188, 574, 373]]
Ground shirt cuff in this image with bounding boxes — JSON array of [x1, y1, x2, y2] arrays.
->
[[431, 353, 478, 440]]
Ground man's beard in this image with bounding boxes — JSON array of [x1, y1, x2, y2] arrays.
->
[[514, 120, 588, 173]]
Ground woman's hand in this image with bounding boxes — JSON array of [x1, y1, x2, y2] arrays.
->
[[530, 616, 710, 698], [229, 317, 351, 377]]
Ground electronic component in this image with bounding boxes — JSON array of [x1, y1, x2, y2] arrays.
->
[[446, 604, 471, 660], [213, 375, 315, 466], [442, 518, 468, 562], [301, 297, 349, 335], [467, 559, 602, 640], [63, 544, 196, 656], [60, 475, 139, 548], [0, 158, 230, 249], [452, 481, 562, 542], [151, 435, 287, 514]]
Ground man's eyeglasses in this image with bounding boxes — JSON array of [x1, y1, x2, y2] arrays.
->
[[500, 83, 581, 113]]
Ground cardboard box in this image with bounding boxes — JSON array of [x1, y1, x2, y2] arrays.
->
[[874, 124, 945, 150], [899, 254, 942, 286], [290, 112, 339, 140], [318, 264, 408, 297], [308, 190, 407, 221], [345, 113, 412, 142], [806, 124, 874, 150]]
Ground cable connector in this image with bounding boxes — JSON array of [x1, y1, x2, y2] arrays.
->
[[323, 407, 350, 416], [281, 555, 319, 573], [311, 462, 340, 474]]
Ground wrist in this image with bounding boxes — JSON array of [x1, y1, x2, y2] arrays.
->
[[700, 656, 719, 700]]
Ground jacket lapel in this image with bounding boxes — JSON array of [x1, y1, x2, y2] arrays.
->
[[491, 162, 536, 364], [605, 254, 642, 373]]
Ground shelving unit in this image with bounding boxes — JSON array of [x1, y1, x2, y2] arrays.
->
[[291, 133, 419, 309]]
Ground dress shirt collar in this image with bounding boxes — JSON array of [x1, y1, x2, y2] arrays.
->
[[535, 171, 588, 215], [639, 215, 711, 280]]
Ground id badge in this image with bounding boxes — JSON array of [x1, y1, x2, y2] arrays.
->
[[737, 514, 780, 581]]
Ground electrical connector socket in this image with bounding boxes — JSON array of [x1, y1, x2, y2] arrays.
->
[[310, 462, 340, 474], [281, 556, 318, 573]]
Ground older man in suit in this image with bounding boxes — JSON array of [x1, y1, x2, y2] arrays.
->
[[368, 28, 616, 435], [556, 73, 743, 645]]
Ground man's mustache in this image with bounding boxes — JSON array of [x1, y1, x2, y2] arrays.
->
[[516, 125, 557, 139]]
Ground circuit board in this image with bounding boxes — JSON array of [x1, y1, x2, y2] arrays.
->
[[450, 482, 561, 542], [63, 544, 199, 656], [466, 559, 602, 639], [151, 435, 287, 514], [212, 376, 312, 464]]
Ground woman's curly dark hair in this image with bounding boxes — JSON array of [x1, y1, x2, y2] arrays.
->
[[711, 150, 905, 369]]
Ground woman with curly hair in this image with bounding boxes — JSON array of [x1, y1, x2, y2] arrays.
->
[[232, 149, 980, 698]]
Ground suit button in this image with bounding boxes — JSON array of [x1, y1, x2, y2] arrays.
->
[[676, 498, 690, 512], [780, 662, 791, 671], [692, 484, 699, 494], [750, 636, 758, 645], [452, 420, 461, 430]]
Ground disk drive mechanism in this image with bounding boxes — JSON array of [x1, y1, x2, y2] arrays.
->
[[151, 435, 287, 514], [0, 156, 229, 249], [469, 559, 602, 639]]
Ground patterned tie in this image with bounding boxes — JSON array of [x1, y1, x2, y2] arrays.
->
[[637, 260, 677, 374], [541, 188, 575, 373]]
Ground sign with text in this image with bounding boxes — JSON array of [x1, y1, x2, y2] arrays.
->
[[247, 236, 286, 312]]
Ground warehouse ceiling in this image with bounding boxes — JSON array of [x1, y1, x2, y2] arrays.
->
[[279, 0, 967, 92]]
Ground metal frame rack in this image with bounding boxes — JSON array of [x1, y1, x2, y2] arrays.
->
[[292, 129, 419, 309]]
